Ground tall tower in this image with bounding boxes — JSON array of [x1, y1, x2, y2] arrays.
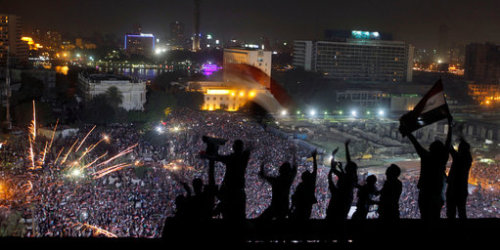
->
[[192, 0, 201, 52]]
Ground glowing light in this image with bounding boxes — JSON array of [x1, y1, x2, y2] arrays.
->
[[202, 63, 220, 76], [281, 110, 287, 116], [378, 109, 385, 116], [249, 91, 256, 98], [71, 168, 83, 177], [366, 111, 371, 115], [339, 111, 343, 115], [351, 110, 357, 117], [156, 126, 164, 134], [103, 134, 110, 143], [309, 110, 316, 116], [207, 89, 230, 95], [239, 91, 245, 97]]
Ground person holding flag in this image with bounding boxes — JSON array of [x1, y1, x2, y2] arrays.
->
[[399, 79, 453, 221]]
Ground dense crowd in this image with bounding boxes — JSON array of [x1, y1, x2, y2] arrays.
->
[[0, 109, 498, 237]]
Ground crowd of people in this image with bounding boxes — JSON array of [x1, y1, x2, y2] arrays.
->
[[0, 108, 498, 237]]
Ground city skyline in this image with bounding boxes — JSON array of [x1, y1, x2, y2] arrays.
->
[[2, 0, 500, 48]]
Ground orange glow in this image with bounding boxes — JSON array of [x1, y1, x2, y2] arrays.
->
[[55, 66, 69, 75], [207, 89, 230, 95], [249, 91, 256, 98]]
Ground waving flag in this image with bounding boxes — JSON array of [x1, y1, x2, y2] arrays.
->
[[224, 63, 295, 114], [399, 79, 451, 134]]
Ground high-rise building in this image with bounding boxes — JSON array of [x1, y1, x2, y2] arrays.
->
[[465, 43, 500, 84], [0, 14, 28, 66], [170, 21, 185, 45], [293, 30, 414, 83], [124, 33, 155, 56], [223, 48, 272, 89], [293, 41, 313, 71], [192, 0, 201, 52]]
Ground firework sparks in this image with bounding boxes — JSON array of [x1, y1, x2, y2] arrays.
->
[[74, 222, 118, 238], [93, 163, 132, 179], [53, 147, 65, 165], [95, 143, 138, 168], [75, 125, 96, 152], [60, 138, 79, 165], [46, 119, 59, 156], [82, 152, 108, 169], [41, 141, 48, 165], [28, 135, 36, 170]]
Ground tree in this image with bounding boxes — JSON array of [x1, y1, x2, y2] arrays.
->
[[144, 90, 177, 121], [82, 95, 116, 124], [105, 86, 123, 109]]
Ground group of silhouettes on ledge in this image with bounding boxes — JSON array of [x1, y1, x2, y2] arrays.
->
[[173, 116, 472, 223]]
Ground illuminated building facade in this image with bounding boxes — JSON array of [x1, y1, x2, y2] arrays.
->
[[223, 48, 272, 88], [465, 43, 500, 84], [189, 81, 261, 111], [293, 30, 414, 83], [78, 73, 147, 111], [124, 33, 155, 56], [0, 14, 28, 66], [468, 83, 500, 106]]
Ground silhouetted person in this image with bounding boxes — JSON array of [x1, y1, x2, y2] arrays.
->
[[326, 141, 358, 220], [174, 195, 188, 220], [211, 139, 251, 221], [352, 175, 378, 220], [378, 164, 402, 221], [258, 157, 297, 220], [189, 159, 218, 220], [290, 150, 319, 220], [446, 138, 472, 220], [173, 182, 193, 220], [400, 117, 452, 220]]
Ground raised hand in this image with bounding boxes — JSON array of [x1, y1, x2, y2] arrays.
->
[[332, 147, 339, 156]]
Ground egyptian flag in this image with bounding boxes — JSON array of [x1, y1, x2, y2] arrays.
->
[[224, 63, 295, 111], [399, 79, 452, 134]]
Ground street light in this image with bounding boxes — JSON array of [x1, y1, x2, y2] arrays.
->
[[309, 109, 316, 117], [351, 110, 357, 117], [281, 110, 287, 116]]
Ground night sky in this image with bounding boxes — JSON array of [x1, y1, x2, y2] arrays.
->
[[2, 0, 500, 48]]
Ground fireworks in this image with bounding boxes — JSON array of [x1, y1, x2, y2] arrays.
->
[[25, 101, 138, 180], [73, 222, 118, 238], [0, 178, 33, 207]]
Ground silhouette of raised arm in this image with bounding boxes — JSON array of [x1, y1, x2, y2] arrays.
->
[[406, 132, 427, 157], [345, 140, 352, 163], [208, 159, 216, 190], [311, 149, 318, 180], [328, 167, 336, 192], [445, 118, 453, 151]]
